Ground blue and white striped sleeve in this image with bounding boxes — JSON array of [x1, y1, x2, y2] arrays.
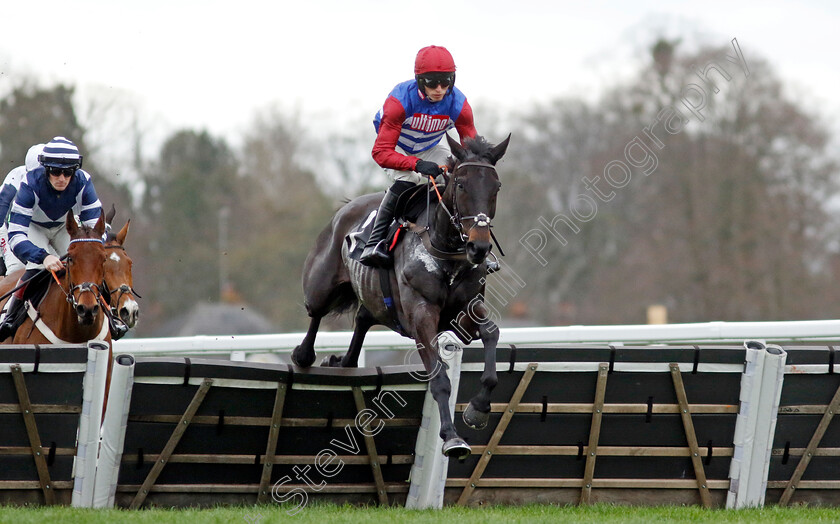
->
[[76, 171, 102, 227], [8, 183, 48, 264]]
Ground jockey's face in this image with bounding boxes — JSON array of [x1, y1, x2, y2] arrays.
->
[[47, 167, 74, 191], [418, 73, 452, 103], [423, 84, 449, 102]]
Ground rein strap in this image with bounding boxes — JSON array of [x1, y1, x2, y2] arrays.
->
[[408, 222, 469, 262]]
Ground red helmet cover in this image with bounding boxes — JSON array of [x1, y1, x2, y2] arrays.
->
[[414, 46, 456, 75]]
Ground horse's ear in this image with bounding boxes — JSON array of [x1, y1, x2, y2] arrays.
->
[[66, 212, 79, 237], [105, 204, 116, 224], [446, 133, 467, 162], [489, 134, 511, 165], [116, 219, 130, 246], [94, 211, 106, 237]]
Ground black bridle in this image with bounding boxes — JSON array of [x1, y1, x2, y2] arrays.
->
[[446, 161, 498, 243]]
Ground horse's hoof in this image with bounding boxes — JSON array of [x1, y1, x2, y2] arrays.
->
[[320, 355, 342, 367], [291, 346, 315, 368], [462, 403, 490, 430], [442, 438, 471, 459]]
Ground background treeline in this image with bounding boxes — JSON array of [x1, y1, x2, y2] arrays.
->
[[1, 40, 837, 336]]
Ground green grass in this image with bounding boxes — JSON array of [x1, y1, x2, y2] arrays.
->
[[2, 504, 840, 524]]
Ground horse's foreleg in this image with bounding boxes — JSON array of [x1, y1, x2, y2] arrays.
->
[[292, 316, 321, 368], [412, 305, 470, 458], [462, 304, 499, 431]]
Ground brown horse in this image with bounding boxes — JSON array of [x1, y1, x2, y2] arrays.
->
[[103, 205, 139, 334], [292, 134, 510, 458], [1, 213, 109, 345]]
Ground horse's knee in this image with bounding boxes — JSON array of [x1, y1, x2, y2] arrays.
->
[[479, 323, 500, 343]]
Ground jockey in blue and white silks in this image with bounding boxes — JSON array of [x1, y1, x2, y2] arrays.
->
[[7, 138, 102, 274], [0, 136, 102, 340]]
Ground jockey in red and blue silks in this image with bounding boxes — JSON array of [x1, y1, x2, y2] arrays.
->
[[360, 45, 478, 269]]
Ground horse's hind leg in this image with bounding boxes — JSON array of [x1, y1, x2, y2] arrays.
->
[[461, 303, 499, 431], [322, 305, 376, 368], [292, 316, 321, 368]]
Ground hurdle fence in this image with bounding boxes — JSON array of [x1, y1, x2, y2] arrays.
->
[[4, 321, 840, 508]]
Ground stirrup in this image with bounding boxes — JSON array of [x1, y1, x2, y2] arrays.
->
[[359, 241, 392, 269], [0, 298, 25, 340]]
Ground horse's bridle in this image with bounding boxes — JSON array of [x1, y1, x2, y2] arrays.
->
[[101, 244, 142, 314], [60, 238, 105, 311], [444, 161, 498, 243]]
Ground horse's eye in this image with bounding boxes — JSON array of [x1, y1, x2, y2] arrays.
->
[[457, 182, 464, 190]]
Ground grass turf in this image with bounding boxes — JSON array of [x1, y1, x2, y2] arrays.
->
[[2, 504, 840, 523]]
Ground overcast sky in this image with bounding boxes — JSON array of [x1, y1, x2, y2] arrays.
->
[[1, 0, 839, 148]]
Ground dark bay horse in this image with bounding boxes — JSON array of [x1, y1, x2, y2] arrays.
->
[[0, 213, 109, 345], [103, 205, 139, 333], [292, 134, 510, 458]]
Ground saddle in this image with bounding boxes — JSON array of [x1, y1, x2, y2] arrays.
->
[[19, 270, 53, 309], [346, 184, 440, 262]]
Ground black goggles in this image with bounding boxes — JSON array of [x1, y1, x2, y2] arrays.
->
[[46, 166, 76, 178], [418, 74, 453, 89]]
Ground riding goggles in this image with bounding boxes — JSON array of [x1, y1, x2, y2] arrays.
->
[[418, 73, 453, 89], [46, 166, 76, 178]]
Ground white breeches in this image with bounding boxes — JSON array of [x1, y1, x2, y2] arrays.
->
[[5, 223, 70, 275]]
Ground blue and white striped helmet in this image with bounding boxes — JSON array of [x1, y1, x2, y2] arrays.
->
[[38, 136, 83, 169]]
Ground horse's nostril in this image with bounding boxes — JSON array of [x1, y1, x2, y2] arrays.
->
[[75, 304, 99, 317]]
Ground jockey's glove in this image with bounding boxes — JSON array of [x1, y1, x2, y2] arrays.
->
[[415, 159, 443, 177]]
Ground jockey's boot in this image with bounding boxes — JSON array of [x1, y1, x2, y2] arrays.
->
[[109, 317, 129, 340], [360, 181, 414, 268], [0, 280, 29, 341]]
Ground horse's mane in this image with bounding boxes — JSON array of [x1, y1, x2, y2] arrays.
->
[[103, 225, 119, 243], [75, 222, 102, 240], [445, 135, 496, 170]]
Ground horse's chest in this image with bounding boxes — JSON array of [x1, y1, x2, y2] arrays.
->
[[402, 246, 481, 306]]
